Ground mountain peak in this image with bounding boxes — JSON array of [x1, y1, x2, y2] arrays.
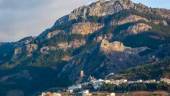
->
[[68, 0, 134, 20], [54, 0, 170, 28], [95, 0, 132, 5], [53, 0, 136, 27], [1, 0, 170, 95]]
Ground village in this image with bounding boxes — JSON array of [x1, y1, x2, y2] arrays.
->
[[39, 77, 170, 96]]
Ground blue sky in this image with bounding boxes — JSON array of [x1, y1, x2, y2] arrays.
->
[[133, 0, 170, 9], [0, 0, 169, 42]]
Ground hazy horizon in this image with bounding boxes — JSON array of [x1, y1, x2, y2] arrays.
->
[[0, 0, 169, 42]]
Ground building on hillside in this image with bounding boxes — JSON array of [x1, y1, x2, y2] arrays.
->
[[161, 78, 170, 84], [91, 79, 104, 90], [77, 90, 91, 96], [68, 84, 82, 93], [110, 93, 116, 96], [40, 92, 61, 96], [80, 70, 84, 78]]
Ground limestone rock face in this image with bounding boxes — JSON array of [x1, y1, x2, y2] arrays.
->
[[53, 0, 170, 27], [69, 6, 88, 20], [89, 0, 133, 17], [14, 44, 38, 57], [37, 29, 65, 43], [152, 20, 162, 25], [69, 0, 134, 20], [127, 23, 152, 34], [117, 15, 149, 25], [71, 22, 103, 35], [57, 42, 69, 50], [14, 47, 22, 56], [162, 20, 168, 26], [95, 33, 113, 42], [40, 46, 50, 54], [47, 30, 62, 39], [17, 36, 34, 46], [57, 39, 86, 50], [62, 55, 72, 61], [100, 39, 125, 53], [96, 36, 104, 42], [26, 44, 38, 56], [152, 20, 168, 26], [153, 9, 170, 19], [40, 46, 58, 54], [69, 39, 86, 49]]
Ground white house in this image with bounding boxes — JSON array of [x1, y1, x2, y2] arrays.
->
[[110, 93, 116, 96], [161, 78, 170, 84], [68, 84, 82, 92]]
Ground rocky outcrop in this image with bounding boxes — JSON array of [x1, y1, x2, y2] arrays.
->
[[26, 44, 38, 56], [16, 36, 34, 46], [54, 0, 170, 26], [71, 22, 103, 35], [162, 20, 168, 26], [47, 30, 62, 39], [14, 43, 38, 57], [37, 30, 64, 42], [100, 39, 125, 53], [100, 39, 148, 54], [152, 20, 168, 26], [40, 46, 50, 54], [40, 46, 57, 54], [117, 15, 149, 25], [96, 36, 104, 42], [95, 33, 113, 42], [14, 47, 22, 56], [69, 39, 86, 48], [57, 42, 69, 51], [57, 39, 86, 50], [62, 55, 72, 61], [152, 8, 170, 19], [127, 23, 152, 34], [69, 6, 88, 20], [88, 0, 128, 17], [69, 0, 134, 20]]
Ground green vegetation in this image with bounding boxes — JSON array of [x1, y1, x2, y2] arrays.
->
[[118, 58, 170, 80], [100, 82, 170, 92], [0, 43, 14, 64]]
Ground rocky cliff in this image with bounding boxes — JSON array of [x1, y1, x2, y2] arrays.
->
[[100, 39, 125, 53]]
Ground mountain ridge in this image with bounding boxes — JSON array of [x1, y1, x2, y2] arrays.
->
[[0, 0, 170, 96]]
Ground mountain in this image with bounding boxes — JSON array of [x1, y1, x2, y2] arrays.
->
[[105, 57, 170, 83], [0, 0, 170, 95]]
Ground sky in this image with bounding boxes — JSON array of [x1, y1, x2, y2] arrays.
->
[[0, 0, 169, 42]]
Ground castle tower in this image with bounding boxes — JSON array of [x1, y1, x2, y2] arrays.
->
[[80, 70, 84, 78]]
